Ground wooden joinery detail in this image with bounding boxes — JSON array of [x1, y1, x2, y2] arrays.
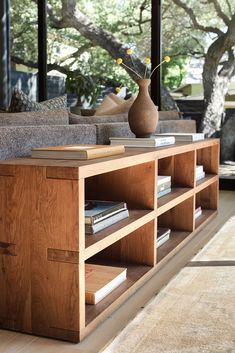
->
[[0, 242, 16, 256], [0, 139, 219, 342]]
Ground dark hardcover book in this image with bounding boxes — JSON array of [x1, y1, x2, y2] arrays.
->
[[85, 200, 127, 225], [85, 209, 129, 234], [157, 227, 171, 247], [157, 187, 171, 198]]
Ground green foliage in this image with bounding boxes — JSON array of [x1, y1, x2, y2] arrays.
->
[[162, 57, 190, 89]]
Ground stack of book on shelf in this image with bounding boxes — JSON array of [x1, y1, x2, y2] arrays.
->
[[31, 144, 125, 160], [157, 227, 171, 247], [194, 206, 202, 219], [157, 175, 171, 198], [153, 132, 205, 142], [109, 136, 175, 148], [196, 164, 205, 181], [85, 264, 127, 304], [85, 200, 129, 234]]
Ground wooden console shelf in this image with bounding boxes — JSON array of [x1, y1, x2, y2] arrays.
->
[[0, 139, 219, 342]]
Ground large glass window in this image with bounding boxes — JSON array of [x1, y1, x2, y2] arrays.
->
[[10, 0, 38, 100], [46, 0, 151, 109]]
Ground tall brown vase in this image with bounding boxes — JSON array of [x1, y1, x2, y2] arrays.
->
[[128, 79, 158, 138]]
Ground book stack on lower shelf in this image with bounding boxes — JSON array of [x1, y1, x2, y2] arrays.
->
[[157, 227, 171, 247], [85, 264, 127, 304], [194, 206, 202, 219], [157, 175, 172, 198], [85, 200, 129, 234], [196, 165, 205, 181]]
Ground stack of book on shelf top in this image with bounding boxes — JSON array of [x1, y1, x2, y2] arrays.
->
[[109, 136, 175, 148], [194, 206, 202, 220], [196, 164, 205, 181], [157, 227, 171, 248], [31, 144, 125, 160], [157, 175, 172, 198], [153, 132, 205, 142], [85, 263, 127, 304], [85, 200, 129, 234]]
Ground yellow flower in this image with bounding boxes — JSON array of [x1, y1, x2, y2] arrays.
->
[[126, 48, 133, 55], [115, 87, 121, 93], [144, 57, 151, 65], [116, 58, 123, 65], [164, 55, 171, 62]]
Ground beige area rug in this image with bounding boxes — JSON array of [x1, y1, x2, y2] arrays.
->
[[102, 216, 235, 353]]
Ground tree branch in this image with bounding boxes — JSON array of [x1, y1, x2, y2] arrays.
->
[[225, 0, 233, 17], [208, 0, 230, 26], [172, 0, 224, 36]]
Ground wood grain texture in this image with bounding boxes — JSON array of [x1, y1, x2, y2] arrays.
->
[[0, 139, 219, 342], [85, 161, 155, 210], [0, 242, 16, 256], [158, 197, 194, 232]]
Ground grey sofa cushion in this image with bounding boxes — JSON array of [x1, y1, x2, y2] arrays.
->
[[159, 110, 181, 120], [159, 119, 196, 133], [0, 125, 96, 160], [0, 109, 69, 126], [95, 120, 196, 145], [9, 88, 67, 112], [69, 110, 181, 125], [69, 112, 128, 125]]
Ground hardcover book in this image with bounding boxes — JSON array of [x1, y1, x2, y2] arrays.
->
[[196, 171, 205, 181], [157, 180, 171, 193], [157, 187, 171, 198], [31, 144, 125, 160], [194, 206, 202, 219], [109, 136, 175, 147], [157, 227, 171, 247], [85, 200, 127, 225], [85, 209, 129, 234], [85, 264, 127, 304], [157, 175, 171, 185], [153, 133, 205, 141]]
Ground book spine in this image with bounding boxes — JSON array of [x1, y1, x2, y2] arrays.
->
[[157, 180, 171, 193], [85, 202, 127, 225], [85, 209, 129, 234], [157, 187, 171, 198]]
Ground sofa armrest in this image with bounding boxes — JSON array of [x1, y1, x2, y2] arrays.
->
[[0, 125, 96, 160]]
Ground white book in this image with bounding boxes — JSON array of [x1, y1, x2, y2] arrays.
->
[[157, 175, 171, 186], [196, 165, 204, 175], [153, 133, 205, 142], [109, 136, 175, 148], [196, 171, 205, 181]]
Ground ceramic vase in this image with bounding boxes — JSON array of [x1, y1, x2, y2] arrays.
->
[[128, 79, 158, 138]]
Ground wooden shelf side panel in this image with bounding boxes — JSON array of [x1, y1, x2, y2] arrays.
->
[[196, 181, 218, 210], [197, 144, 219, 174], [0, 166, 84, 342], [0, 170, 32, 333], [158, 197, 194, 232], [85, 161, 156, 210], [158, 151, 195, 188], [89, 220, 156, 267], [31, 170, 83, 339]]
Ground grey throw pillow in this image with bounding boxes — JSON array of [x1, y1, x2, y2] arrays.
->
[[9, 88, 67, 112]]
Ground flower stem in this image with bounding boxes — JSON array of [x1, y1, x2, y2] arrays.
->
[[121, 62, 142, 79], [149, 59, 166, 79]]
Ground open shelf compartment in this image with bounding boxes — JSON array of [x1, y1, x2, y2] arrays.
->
[[195, 181, 218, 229], [157, 196, 194, 263], [85, 220, 156, 326]]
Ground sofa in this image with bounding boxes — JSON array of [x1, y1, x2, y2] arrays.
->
[[0, 108, 196, 160]]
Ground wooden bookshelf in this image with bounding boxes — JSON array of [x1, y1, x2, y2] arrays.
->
[[0, 139, 219, 342]]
